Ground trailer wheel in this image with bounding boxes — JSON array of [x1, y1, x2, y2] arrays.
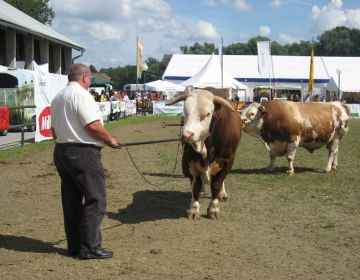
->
[[0, 130, 8, 136], [27, 126, 34, 132]]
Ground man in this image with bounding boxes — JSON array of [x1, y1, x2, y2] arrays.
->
[[51, 63, 118, 259]]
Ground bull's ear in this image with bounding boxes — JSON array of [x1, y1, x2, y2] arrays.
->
[[259, 105, 268, 118]]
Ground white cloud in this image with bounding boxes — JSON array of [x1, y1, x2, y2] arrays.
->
[[133, 0, 172, 19], [259, 26, 271, 37], [239, 32, 250, 42], [270, 0, 288, 9], [137, 18, 181, 32], [278, 33, 303, 44], [201, 0, 229, 6], [50, 0, 133, 21], [232, 0, 251, 11], [310, 0, 360, 32], [88, 21, 125, 40], [190, 21, 221, 40]]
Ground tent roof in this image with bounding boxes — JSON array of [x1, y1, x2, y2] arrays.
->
[[90, 76, 114, 86], [163, 54, 357, 88], [145, 80, 185, 91], [179, 54, 247, 89], [322, 56, 360, 92], [0, 0, 84, 51]]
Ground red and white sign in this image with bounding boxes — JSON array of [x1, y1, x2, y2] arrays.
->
[[35, 105, 53, 142]]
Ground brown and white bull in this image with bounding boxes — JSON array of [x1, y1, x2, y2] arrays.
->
[[167, 87, 242, 219], [241, 100, 350, 175]]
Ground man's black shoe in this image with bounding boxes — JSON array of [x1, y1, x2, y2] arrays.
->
[[81, 249, 113, 259]]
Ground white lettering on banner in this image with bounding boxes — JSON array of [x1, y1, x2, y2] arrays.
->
[[41, 115, 51, 130]]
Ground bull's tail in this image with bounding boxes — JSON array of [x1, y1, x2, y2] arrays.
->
[[341, 123, 349, 137], [339, 102, 350, 137]]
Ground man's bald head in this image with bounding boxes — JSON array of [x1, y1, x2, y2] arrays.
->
[[68, 63, 90, 82]]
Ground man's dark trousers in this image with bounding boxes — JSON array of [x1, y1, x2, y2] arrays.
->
[[54, 144, 106, 255]]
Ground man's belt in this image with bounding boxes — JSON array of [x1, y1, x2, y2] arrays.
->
[[58, 143, 102, 151]]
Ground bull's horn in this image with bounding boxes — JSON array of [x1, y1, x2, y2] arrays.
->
[[213, 96, 235, 112], [166, 93, 188, 105]]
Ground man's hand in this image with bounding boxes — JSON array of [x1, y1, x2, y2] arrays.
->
[[107, 137, 118, 148]]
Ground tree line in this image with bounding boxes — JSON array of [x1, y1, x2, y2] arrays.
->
[[4, 0, 360, 91]]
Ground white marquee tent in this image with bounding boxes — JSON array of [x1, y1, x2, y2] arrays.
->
[[179, 53, 247, 91], [163, 54, 360, 102], [145, 80, 186, 92]]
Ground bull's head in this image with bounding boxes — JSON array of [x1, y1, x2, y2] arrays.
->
[[167, 89, 234, 159], [241, 102, 267, 134]]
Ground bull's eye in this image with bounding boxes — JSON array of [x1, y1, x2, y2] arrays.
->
[[200, 112, 211, 121]]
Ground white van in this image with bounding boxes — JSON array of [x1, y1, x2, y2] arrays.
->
[[123, 84, 145, 99]]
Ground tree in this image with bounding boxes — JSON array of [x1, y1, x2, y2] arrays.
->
[[223, 42, 251, 55], [180, 42, 216, 54], [316, 26, 355, 56], [145, 54, 172, 81], [89, 65, 98, 74], [284, 40, 312, 56], [4, 0, 55, 25]]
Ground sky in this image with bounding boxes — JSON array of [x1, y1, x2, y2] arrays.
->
[[48, 0, 360, 70]]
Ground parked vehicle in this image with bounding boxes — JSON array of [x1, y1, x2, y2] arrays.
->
[[123, 84, 145, 99], [0, 69, 35, 136]]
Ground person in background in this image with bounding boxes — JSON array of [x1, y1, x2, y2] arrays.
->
[[154, 91, 162, 100], [304, 94, 310, 102], [50, 63, 118, 259], [141, 92, 148, 116], [119, 91, 125, 101], [123, 91, 129, 101], [294, 94, 300, 102], [234, 93, 240, 102]]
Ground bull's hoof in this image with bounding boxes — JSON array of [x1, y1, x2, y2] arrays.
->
[[218, 194, 227, 202], [286, 171, 295, 176], [323, 168, 331, 173], [199, 192, 205, 198], [265, 169, 274, 174], [187, 210, 201, 219], [207, 211, 220, 219]]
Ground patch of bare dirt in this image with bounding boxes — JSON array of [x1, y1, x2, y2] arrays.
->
[[0, 118, 359, 279]]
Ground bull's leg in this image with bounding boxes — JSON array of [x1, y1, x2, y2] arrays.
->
[[266, 154, 277, 173], [286, 143, 298, 175], [199, 175, 206, 198], [207, 180, 224, 219], [324, 139, 339, 173], [218, 182, 227, 202], [188, 176, 203, 219]]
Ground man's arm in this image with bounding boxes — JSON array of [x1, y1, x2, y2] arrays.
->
[[84, 120, 118, 148], [51, 127, 57, 143]]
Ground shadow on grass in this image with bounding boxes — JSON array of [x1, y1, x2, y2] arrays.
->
[[106, 190, 191, 224], [230, 166, 319, 175], [0, 234, 69, 256]]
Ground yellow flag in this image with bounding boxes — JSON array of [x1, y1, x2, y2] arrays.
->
[[308, 44, 314, 94], [137, 39, 143, 79]]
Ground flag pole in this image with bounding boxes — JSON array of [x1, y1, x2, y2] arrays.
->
[[269, 41, 272, 99], [221, 37, 223, 94], [136, 36, 138, 91], [308, 37, 314, 101]]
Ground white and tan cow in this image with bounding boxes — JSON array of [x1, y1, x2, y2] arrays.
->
[[167, 87, 242, 219], [241, 100, 350, 175]]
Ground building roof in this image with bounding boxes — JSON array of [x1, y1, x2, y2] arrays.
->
[[0, 0, 84, 51], [91, 73, 112, 81]]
